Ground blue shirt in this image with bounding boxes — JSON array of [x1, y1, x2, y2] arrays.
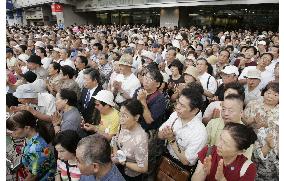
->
[[79, 164, 125, 181]]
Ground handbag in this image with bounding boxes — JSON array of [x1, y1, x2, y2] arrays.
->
[[156, 156, 190, 181]]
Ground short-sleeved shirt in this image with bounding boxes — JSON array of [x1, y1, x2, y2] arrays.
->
[[114, 73, 141, 104], [33, 66, 48, 80], [197, 145, 256, 181], [61, 107, 87, 138], [198, 72, 218, 101], [75, 69, 85, 90], [79, 164, 125, 181], [41, 57, 52, 70], [133, 90, 167, 131], [37, 92, 56, 116], [48, 73, 63, 92], [61, 79, 81, 100], [205, 118, 253, 160], [57, 159, 81, 181], [159, 111, 207, 165], [22, 133, 56, 180], [7, 56, 18, 70], [203, 101, 222, 120], [97, 108, 120, 135], [113, 124, 148, 177]]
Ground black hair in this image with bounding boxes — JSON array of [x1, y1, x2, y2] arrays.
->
[[19, 45, 27, 52], [51, 62, 61, 73], [61, 65, 75, 79], [37, 47, 47, 57], [83, 68, 101, 84], [224, 82, 245, 101], [6, 110, 53, 143], [226, 45, 234, 52], [260, 52, 274, 61], [169, 59, 184, 75], [145, 67, 164, 88], [59, 88, 78, 107], [181, 87, 203, 111], [224, 122, 257, 150], [123, 99, 144, 117], [224, 94, 244, 108], [53, 130, 81, 154], [220, 49, 230, 58], [196, 57, 213, 75], [246, 46, 257, 55], [78, 55, 88, 66], [240, 46, 247, 52], [261, 82, 279, 96]]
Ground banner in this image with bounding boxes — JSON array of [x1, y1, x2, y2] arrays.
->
[[51, 3, 63, 13]]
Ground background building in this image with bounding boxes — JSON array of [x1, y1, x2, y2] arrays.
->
[[6, 0, 279, 30]]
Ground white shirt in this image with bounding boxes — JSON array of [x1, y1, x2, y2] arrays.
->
[[7, 57, 17, 70], [89, 85, 98, 99], [244, 85, 261, 105], [114, 73, 141, 104], [37, 92, 56, 116], [159, 112, 207, 165], [132, 54, 142, 75], [198, 72, 218, 101], [60, 58, 75, 69], [266, 59, 278, 73], [41, 57, 52, 70], [239, 66, 274, 90], [75, 69, 85, 90]]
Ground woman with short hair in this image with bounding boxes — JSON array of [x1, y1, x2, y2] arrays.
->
[[192, 122, 257, 181]]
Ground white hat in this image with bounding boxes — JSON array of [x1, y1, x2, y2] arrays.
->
[[35, 41, 45, 48], [92, 90, 115, 107], [18, 54, 30, 62], [53, 47, 61, 52], [244, 69, 261, 79], [221, 65, 239, 76], [172, 40, 180, 49], [13, 45, 21, 50], [141, 50, 155, 61], [175, 34, 183, 40], [13, 83, 38, 99], [258, 40, 266, 46]]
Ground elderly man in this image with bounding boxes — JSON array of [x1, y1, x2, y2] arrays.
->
[[76, 134, 125, 181]]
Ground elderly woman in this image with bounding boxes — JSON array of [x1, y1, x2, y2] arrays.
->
[[53, 89, 86, 138], [111, 99, 148, 181], [192, 122, 257, 181], [243, 82, 279, 180], [7, 110, 56, 181], [53, 130, 82, 181], [243, 82, 278, 131], [59, 65, 81, 100]]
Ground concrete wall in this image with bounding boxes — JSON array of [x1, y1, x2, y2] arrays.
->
[[62, 5, 88, 27], [160, 8, 179, 28]]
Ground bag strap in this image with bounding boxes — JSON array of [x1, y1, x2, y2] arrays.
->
[[206, 145, 212, 157], [240, 159, 253, 177], [206, 75, 211, 90]]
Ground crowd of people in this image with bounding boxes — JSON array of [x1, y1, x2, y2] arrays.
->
[[6, 23, 279, 181]]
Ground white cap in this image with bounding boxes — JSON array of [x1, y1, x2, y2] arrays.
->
[[221, 65, 239, 76], [18, 54, 30, 62], [172, 40, 180, 49], [175, 34, 183, 40], [141, 50, 155, 61], [53, 47, 61, 52], [128, 43, 136, 49], [35, 41, 45, 48], [258, 40, 266, 46], [92, 90, 115, 107]]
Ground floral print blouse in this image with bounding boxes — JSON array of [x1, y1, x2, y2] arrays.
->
[[22, 133, 56, 180]]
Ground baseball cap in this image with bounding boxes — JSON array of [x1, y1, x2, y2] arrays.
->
[[221, 65, 239, 76]]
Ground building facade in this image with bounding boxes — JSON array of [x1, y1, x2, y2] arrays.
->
[[6, 0, 279, 30]]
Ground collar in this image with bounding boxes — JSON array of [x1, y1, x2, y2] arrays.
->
[[26, 133, 40, 146]]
